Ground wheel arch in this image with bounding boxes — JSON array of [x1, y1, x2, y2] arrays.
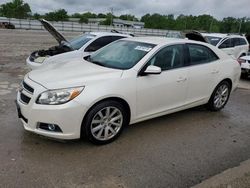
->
[[210, 78, 233, 98], [80, 96, 131, 136]]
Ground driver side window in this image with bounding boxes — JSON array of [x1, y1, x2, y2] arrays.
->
[[85, 36, 114, 52], [148, 44, 184, 71]]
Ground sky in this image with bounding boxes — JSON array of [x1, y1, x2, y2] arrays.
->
[[1, 0, 250, 20]]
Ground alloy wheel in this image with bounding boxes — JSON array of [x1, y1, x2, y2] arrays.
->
[[90, 106, 123, 141]]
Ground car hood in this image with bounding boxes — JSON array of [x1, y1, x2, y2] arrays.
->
[[40, 19, 68, 44], [28, 59, 123, 89], [42, 50, 84, 65], [185, 31, 209, 43]]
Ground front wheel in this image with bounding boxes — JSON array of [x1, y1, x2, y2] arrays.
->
[[207, 81, 231, 111], [82, 100, 129, 145]]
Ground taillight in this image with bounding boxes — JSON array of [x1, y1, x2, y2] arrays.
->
[[237, 58, 245, 65]]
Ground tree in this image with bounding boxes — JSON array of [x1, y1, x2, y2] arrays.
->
[[0, 0, 31, 18], [97, 13, 106, 18], [102, 13, 116, 25], [119, 14, 138, 21], [33, 13, 41, 20], [44, 9, 68, 21]]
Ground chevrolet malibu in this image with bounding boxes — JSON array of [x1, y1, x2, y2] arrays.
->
[[16, 37, 241, 144]]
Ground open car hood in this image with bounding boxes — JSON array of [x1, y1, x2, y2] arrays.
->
[[40, 19, 68, 44], [185, 31, 209, 43]]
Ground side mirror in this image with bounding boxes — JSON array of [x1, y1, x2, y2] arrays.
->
[[144, 65, 161, 75]]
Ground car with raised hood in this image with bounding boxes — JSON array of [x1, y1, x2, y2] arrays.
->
[[17, 37, 241, 144], [185, 31, 249, 59], [27, 19, 131, 69]]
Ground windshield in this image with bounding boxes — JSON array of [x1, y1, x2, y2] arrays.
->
[[205, 36, 222, 46], [87, 40, 156, 70], [69, 34, 96, 50]]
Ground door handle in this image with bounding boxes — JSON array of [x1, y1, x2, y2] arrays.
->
[[211, 70, 219, 74], [177, 77, 187, 82]]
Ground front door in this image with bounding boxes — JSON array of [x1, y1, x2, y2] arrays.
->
[[136, 44, 188, 120]]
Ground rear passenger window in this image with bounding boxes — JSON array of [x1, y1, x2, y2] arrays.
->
[[233, 38, 240, 46], [188, 44, 219, 65], [239, 38, 247, 45]]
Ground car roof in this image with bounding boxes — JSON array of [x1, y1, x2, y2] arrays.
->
[[202, 33, 246, 39], [88, 31, 131, 37], [122, 36, 190, 45]]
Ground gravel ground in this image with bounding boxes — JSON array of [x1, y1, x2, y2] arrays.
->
[[0, 29, 250, 188]]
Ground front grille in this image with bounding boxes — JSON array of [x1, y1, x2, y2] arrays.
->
[[20, 93, 31, 104], [22, 81, 34, 94]]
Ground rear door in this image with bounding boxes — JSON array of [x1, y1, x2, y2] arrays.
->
[[185, 43, 220, 105]]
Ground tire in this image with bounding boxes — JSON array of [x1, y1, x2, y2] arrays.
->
[[82, 100, 129, 145], [207, 81, 231, 111]]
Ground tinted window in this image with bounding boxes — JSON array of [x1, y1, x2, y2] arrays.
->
[[148, 44, 184, 70], [206, 36, 222, 46], [219, 38, 234, 49], [69, 34, 95, 50], [88, 40, 155, 70], [239, 38, 247, 45], [85, 36, 114, 52], [188, 44, 218, 65], [232, 38, 240, 46], [112, 36, 126, 41]]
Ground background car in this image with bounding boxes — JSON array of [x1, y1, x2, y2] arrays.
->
[[27, 19, 131, 69], [185, 31, 249, 59], [240, 55, 250, 78], [17, 37, 241, 144], [0, 21, 15, 29]]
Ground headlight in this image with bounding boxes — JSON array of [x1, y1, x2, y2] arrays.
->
[[37, 87, 84, 105]]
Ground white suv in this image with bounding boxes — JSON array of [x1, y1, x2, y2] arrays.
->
[[186, 31, 249, 59]]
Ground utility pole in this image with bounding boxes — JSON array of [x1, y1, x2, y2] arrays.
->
[[110, 7, 114, 26], [238, 19, 242, 34], [209, 19, 213, 33]]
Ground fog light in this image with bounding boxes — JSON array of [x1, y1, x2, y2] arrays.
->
[[48, 124, 56, 131], [38, 123, 62, 132]]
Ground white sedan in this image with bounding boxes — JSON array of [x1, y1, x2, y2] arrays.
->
[[16, 37, 241, 144], [27, 19, 130, 70]]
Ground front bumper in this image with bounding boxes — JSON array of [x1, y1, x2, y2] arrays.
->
[[16, 77, 87, 140]]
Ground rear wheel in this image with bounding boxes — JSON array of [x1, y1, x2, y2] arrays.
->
[[82, 100, 129, 145], [207, 81, 231, 111]]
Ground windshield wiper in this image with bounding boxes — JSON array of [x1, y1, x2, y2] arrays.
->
[[91, 60, 106, 67], [84, 56, 106, 67]]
